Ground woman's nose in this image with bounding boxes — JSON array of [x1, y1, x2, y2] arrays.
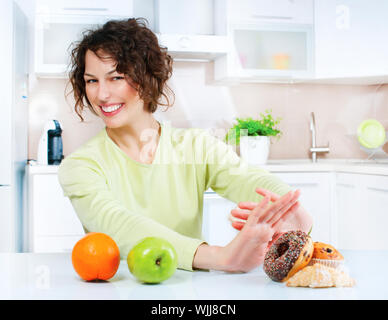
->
[[97, 81, 111, 101]]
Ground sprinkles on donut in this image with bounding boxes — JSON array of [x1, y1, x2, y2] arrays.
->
[[263, 230, 313, 282]]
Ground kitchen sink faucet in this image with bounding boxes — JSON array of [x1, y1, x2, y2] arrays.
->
[[310, 112, 330, 162]]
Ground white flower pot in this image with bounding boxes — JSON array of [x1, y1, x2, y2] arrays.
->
[[239, 136, 270, 165]]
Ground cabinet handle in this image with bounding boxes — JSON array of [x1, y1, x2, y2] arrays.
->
[[367, 187, 388, 194], [337, 183, 355, 189], [251, 14, 293, 20], [290, 183, 319, 187], [63, 7, 109, 12]]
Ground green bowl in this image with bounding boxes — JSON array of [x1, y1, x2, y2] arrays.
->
[[357, 119, 386, 149]]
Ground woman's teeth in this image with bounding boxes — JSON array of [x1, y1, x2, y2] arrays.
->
[[101, 104, 123, 113]]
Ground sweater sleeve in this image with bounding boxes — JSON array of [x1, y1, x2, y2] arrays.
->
[[58, 157, 205, 271], [202, 131, 292, 203]]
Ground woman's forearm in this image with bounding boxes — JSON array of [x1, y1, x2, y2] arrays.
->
[[192, 243, 224, 271]]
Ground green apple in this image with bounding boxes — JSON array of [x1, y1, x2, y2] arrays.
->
[[127, 237, 178, 284]]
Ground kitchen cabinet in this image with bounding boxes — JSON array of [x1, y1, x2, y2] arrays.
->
[[336, 173, 388, 250], [155, 0, 216, 35], [202, 193, 238, 246], [227, 0, 314, 25], [146, 0, 229, 62], [214, 0, 314, 83], [214, 22, 314, 83], [314, 0, 388, 84], [34, 0, 134, 77], [156, 33, 228, 62], [34, 14, 126, 77], [276, 172, 334, 244], [0, 187, 13, 252], [36, 0, 133, 17], [26, 167, 85, 253], [34, 0, 229, 76]]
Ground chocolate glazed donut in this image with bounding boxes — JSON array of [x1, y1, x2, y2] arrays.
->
[[264, 230, 313, 282]]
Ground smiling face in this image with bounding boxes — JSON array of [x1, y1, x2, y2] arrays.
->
[[83, 49, 145, 128]]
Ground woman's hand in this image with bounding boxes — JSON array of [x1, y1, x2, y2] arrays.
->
[[193, 190, 300, 272], [230, 188, 311, 237]]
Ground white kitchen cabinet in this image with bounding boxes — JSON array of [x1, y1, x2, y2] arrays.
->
[[314, 0, 388, 83], [36, 0, 133, 17], [227, 0, 314, 25], [34, 0, 134, 77], [34, 15, 123, 77], [155, 0, 216, 35], [26, 168, 85, 253], [152, 0, 229, 62], [275, 172, 334, 244], [34, 14, 133, 77], [156, 34, 229, 62], [0, 187, 13, 252], [336, 173, 388, 250], [214, 22, 314, 83], [34, 0, 229, 76], [202, 193, 238, 246], [214, 0, 314, 83]]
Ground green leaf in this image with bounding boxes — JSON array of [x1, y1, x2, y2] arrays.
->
[[224, 110, 282, 145]]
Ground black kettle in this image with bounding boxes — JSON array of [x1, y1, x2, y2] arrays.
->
[[37, 120, 64, 165]]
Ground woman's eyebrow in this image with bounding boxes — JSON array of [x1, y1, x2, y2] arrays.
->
[[84, 70, 117, 77]]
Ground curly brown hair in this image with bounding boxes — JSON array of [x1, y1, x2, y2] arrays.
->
[[66, 18, 174, 121]]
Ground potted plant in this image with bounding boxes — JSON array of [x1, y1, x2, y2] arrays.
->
[[225, 110, 282, 165]]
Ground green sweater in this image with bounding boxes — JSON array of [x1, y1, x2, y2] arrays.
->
[[58, 121, 291, 271]]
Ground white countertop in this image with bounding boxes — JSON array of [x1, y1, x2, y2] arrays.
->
[[263, 159, 388, 175], [1, 250, 387, 300], [27, 159, 388, 176]]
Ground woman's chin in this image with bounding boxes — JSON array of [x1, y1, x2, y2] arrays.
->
[[104, 120, 125, 129]]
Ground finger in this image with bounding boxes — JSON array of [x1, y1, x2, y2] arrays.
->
[[255, 188, 280, 202], [238, 189, 279, 211], [258, 191, 294, 223], [231, 221, 245, 231], [272, 201, 300, 229], [247, 195, 271, 226], [269, 232, 284, 246], [266, 190, 300, 225], [268, 198, 299, 227], [269, 190, 300, 224], [238, 201, 259, 210], [228, 213, 247, 225], [230, 208, 251, 220], [263, 189, 300, 224]]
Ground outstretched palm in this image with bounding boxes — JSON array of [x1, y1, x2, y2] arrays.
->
[[222, 190, 300, 273]]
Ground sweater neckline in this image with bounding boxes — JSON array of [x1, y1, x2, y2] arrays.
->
[[103, 121, 166, 168]]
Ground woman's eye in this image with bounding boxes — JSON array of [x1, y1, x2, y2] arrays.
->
[[85, 79, 97, 84], [113, 76, 124, 81]]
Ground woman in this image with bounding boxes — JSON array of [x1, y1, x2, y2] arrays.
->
[[59, 18, 312, 272]]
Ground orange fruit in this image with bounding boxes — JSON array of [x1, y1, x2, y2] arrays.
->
[[71, 232, 120, 281]]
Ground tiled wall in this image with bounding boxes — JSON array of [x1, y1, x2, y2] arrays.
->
[[28, 62, 388, 160]]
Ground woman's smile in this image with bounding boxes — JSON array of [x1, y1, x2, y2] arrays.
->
[[99, 103, 125, 117]]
